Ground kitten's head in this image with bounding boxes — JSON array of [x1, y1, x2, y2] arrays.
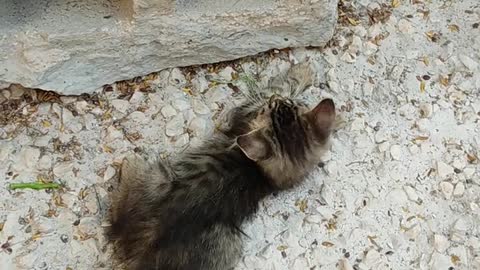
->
[[236, 95, 336, 189]]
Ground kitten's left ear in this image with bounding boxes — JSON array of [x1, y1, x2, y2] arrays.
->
[[305, 98, 336, 139], [236, 129, 270, 161]]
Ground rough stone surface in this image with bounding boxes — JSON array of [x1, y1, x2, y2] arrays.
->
[[0, 0, 338, 95], [1, 1, 479, 269]]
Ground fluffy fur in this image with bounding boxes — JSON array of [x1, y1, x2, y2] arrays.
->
[[108, 64, 336, 270]]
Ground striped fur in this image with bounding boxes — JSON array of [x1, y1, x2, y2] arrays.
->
[[108, 64, 335, 270]]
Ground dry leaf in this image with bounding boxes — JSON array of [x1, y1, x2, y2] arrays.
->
[[467, 153, 478, 163], [42, 120, 52, 128], [182, 87, 194, 96], [439, 75, 450, 87], [295, 199, 308, 212], [425, 31, 440, 42], [420, 81, 426, 93], [103, 145, 114, 153], [277, 245, 288, 251], [347, 17, 360, 26], [451, 255, 461, 265], [322, 241, 335, 247], [448, 24, 459, 32], [422, 56, 430, 66], [392, 0, 400, 8]]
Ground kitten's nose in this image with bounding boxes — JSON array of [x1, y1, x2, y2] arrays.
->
[[269, 94, 283, 104]]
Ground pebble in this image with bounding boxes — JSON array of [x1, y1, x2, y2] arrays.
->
[[451, 218, 469, 242], [37, 155, 52, 170], [78, 217, 100, 236], [111, 99, 130, 113], [305, 215, 322, 224], [459, 55, 478, 71], [328, 81, 341, 93], [53, 162, 74, 177], [165, 114, 185, 137], [403, 186, 419, 202], [172, 99, 191, 111], [350, 118, 365, 131], [453, 182, 465, 197], [129, 111, 148, 123], [390, 145, 402, 160], [437, 161, 454, 178], [398, 19, 413, 33], [169, 68, 186, 86], [9, 84, 25, 99], [364, 249, 382, 268], [74, 101, 89, 115], [103, 166, 116, 181], [433, 234, 449, 253], [338, 258, 354, 270], [17, 146, 41, 170], [174, 133, 190, 148], [218, 66, 235, 81], [429, 252, 452, 269], [192, 76, 209, 93], [161, 104, 177, 118], [188, 117, 208, 137], [129, 91, 145, 104], [192, 99, 211, 115], [440, 181, 454, 200], [418, 103, 433, 118]]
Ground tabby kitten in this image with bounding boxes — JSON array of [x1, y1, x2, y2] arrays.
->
[[108, 65, 336, 270]]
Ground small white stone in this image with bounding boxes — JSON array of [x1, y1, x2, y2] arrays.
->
[[188, 117, 208, 137], [192, 76, 209, 93], [166, 114, 185, 137], [403, 186, 419, 202], [74, 101, 89, 115], [53, 162, 74, 177], [429, 252, 452, 270], [105, 126, 124, 142], [169, 68, 186, 86], [440, 181, 454, 200], [374, 130, 388, 143], [290, 257, 308, 269], [17, 146, 41, 170], [161, 104, 177, 118], [9, 84, 25, 99], [451, 218, 469, 242], [172, 99, 190, 111], [453, 182, 465, 197], [341, 51, 356, 63], [78, 217, 100, 236], [452, 158, 466, 170], [419, 103, 433, 118], [463, 167, 476, 179], [350, 118, 364, 131], [129, 111, 148, 123], [129, 91, 145, 104], [111, 99, 130, 113], [174, 133, 190, 148], [437, 161, 454, 178], [218, 66, 235, 81], [305, 215, 322, 224], [433, 234, 450, 253], [192, 99, 211, 115], [103, 166, 116, 181], [364, 249, 382, 268], [390, 145, 402, 160], [378, 141, 390, 153], [338, 259, 354, 270], [328, 81, 341, 93], [459, 55, 478, 71], [324, 161, 339, 177], [398, 19, 413, 33], [37, 155, 52, 170]]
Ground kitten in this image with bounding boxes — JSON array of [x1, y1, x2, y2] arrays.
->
[[108, 65, 335, 270]]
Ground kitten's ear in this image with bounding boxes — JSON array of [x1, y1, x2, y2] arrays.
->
[[236, 130, 270, 161], [305, 98, 336, 139]]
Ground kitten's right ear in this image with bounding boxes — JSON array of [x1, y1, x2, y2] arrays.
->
[[236, 129, 270, 162], [305, 98, 336, 139]]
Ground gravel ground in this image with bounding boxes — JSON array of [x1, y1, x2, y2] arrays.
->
[[1, 0, 479, 269]]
